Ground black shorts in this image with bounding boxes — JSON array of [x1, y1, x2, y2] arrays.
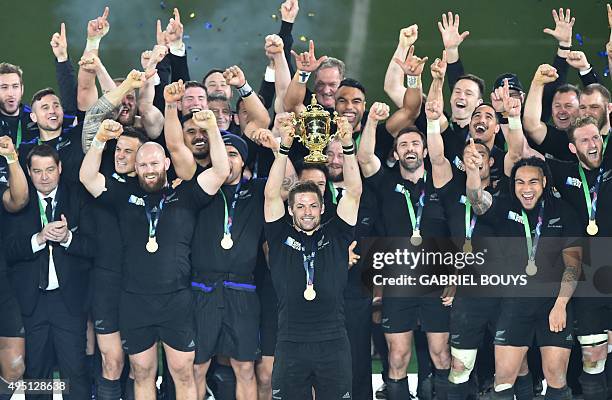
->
[[193, 283, 261, 364], [382, 297, 450, 334], [92, 268, 122, 334], [272, 337, 352, 400], [258, 279, 278, 357], [119, 289, 195, 355], [0, 296, 24, 338], [573, 297, 612, 336], [494, 298, 574, 349], [450, 298, 500, 349]]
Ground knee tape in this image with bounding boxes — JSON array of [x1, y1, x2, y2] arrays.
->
[[582, 359, 606, 375], [448, 347, 477, 384], [578, 333, 608, 347], [495, 383, 514, 392]]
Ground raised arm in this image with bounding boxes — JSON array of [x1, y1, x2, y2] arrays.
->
[[50, 22, 78, 116], [438, 11, 469, 89], [0, 137, 28, 212], [138, 46, 168, 139], [386, 45, 430, 137], [265, 34, 292, 114], [608, 4, 612, 81], [163, 80, 197, 180], [499, 79, 526, 176], [567, 51, 600, 86], [356, 105, 383, 178], [384, 25, 418, 108], [223, 66, 271, 139], [464, 139, 491, 215], [264, 114, 295, 222], [523, 64, 559, 145], [79, 120, 123, 198], [335, 117, 362, 225], [425, 98, 452, 188], [77, 7, 110, 111], [78, 53, 116, 94], [283, 40, 327, 114], [195, 110, 230, 195]]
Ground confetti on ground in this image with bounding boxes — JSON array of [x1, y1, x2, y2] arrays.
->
[[205, 22, 213, 29], [575, 33, 584, 46], [190, 12, 196, 18], [308, 12, 315, 17], [299, 35, 307, 42]]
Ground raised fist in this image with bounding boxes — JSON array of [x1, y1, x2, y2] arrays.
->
[[252, 128, 279, 151], [164, 80, 185, 104], [125, 69, 157, 89], [280, 0, 299, 23], [95, 119, 124, 142], [566, 51, 590, 71], [142, 45, 168, 70], [0, 136, 16, 158], [425, 100, 443, 121], [291, 40, 328, 73], [87, 7, 110, 40], [399, 25, 418, 49], [532, 64, 559, 86], [276, 113, 296, 144], [335, 116, 353, 145], [192, 110, 218, 130], [50, 23, 68, 62], [223, 66, 246, 87], [78, 53, 101, 74], [368, 102, 390, 122], [265, 34, 284, 58], [393, 45, 428, 77]]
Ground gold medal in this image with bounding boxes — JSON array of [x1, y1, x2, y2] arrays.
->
[[220, 233, 234, 250], [525, 259, 537, 276], [410, 229, 422, 246], [463, 239, 472, 254], [303, 284, 316, 301], [587, 220, 599, 236], [146, 237, 158, 253]]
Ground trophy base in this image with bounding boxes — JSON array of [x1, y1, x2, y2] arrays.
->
[[303, 152, 328, 164]]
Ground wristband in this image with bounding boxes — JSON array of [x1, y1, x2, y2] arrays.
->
[[92, 137, 106, 150], [496, 112, 509, 125], [426, 119, 441, 134], [558, 44, 571, 51], [237, 82, 253, 98], [3, 152, 17, 164], [342, 144, 355, 155], [279, 144, 291, 155], [169, 41, 186, 57], [264, 66, 276, 83], [297, 70, 311, 84], [508, 116, 522, 130], [85, 37, 101, 52], [152, 73, 161, 86], [406, 75, 421, 89], [579, 66, 592, 76]]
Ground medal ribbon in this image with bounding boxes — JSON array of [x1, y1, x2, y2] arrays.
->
[[604, 134, 609, 155], [145, 195, 165, 238], [329, 181, 338, 205], [578, 164, 604, 222], [401, 171, 427, 232], [220, 179, 245, 237], [521, 201, 545, 261], [37, 197, 52, 227], [16, 120, 22, 149], [302, 235, 317, 286], [464, 199, 477, 241]]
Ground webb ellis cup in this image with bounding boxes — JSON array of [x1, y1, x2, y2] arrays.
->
[[290, 94, 339, 164]]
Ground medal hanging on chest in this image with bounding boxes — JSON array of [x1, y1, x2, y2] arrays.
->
[[145, 195, 165, 253], [521, 201, 545, 276], [219, 180, 245, 250], [399, 172, 427, 246], [463, 199, 477, 254], [302, 235, 317, 301], [578, 164, 603, 236]]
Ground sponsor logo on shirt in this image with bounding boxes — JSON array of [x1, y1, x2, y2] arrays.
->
[[507, 211, 522, 224], [56, 139, 71, 150], [317, 235, 330, 250], [238, 189, 252, 199], [453, 156, 465, 172], [284, 236, 302, 251], [111, 173, 126, 183], [565, 177, 582, 188], [459, 195, 468, 205], [164, 191, 178, 204], [128, 195, 145, 207], [394, 183, 406, 194], [548, 217, 561, 228], [603, 169, 612, 182]]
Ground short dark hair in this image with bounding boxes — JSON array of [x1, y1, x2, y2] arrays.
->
[[121, 126, 149, 145], [462, 138, 491, 158], [454, 74, 486, 99], [581, 83, 611, 103], [236, 93, 265, 113], [509, 156, 553, 203], [288, 180, 323, 208], [295, 161, 328, 179], [185, 80, 207, 91], [338, 78, 366, 96], [394, 126, 426, 151], [31, 88, 57, 108], [26, 144, 60, 168], [202, 69, 225, 85], [472, 102, 499, 123], [315, 58, 345, 81], [567, 115, 600, 143], [208, 93, 230, 105], [0, 62, 23, 84], [553, 83, 580, 99]]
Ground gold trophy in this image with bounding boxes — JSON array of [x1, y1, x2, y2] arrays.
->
[[291, 94, 338, 164]]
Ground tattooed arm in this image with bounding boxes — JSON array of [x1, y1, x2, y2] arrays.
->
[[464, 138, 492, 215], [549, 246, 582, 333]]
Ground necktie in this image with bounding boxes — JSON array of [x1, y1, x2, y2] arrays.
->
[[39, 197, 53, 289], [336, 187, 344, 201]]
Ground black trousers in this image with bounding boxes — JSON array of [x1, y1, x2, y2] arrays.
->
[[22, 290, 89, 400], [345, 296, 373, 400]]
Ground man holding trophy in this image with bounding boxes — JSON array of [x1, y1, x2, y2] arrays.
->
[[263, 107, 361, 398]]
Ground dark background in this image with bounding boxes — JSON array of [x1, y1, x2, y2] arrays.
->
[[1, 0, 609, 110]]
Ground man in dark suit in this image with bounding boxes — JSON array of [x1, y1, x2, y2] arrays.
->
[[3, 144, 95, 399]]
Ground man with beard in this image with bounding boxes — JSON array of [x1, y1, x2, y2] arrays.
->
[[81, 122, 148, 400], [80, 111, 229, 400], [357, 108, 452, 399], [578, 84, 611, 137], [4, 144, 96, 399], [0, 136, 29, 400], [542, 116, 612, 400], [264, 109, 361, 399], [203, 69, 233, 100], [466, 156, 581, 400], [523, 64, 580, 161]]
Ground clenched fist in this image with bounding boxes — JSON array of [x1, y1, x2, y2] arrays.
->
[[95, 119, 124, 142], [223, 65, 246, 88], [192, 110, 218, 130], [164, 80, 185, 104], [532, 64, 559, 86], [368, 102, 390, 122]]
